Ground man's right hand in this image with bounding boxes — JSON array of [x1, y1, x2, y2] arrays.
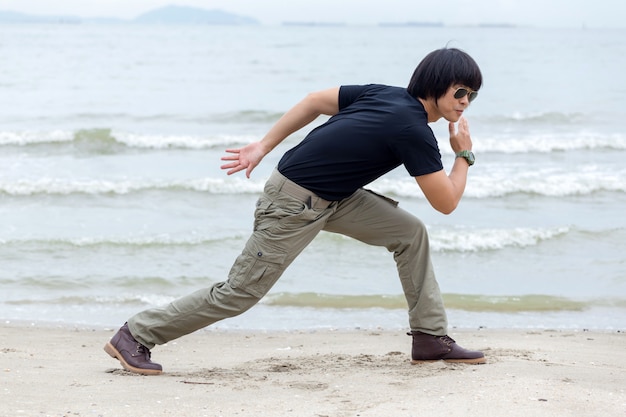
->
[[220, 141, 268, 178], [448, 116, 473, 153]]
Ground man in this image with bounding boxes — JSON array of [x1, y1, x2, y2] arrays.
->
[[104, 47, 485, 375]]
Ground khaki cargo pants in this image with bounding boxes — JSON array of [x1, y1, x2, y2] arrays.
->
[[129, 169, 448, 348]]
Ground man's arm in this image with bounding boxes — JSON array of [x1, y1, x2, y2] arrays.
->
[[220, 87, 340, 178], [414, 160, 469, 214], [415, 117, 473, 214]]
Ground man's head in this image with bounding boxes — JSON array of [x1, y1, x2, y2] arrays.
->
[[407, 47, 482, 101]]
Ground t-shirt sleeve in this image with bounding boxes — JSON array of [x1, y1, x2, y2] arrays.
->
[[338, 85, 372, 111], [391, 125, 444, 177]]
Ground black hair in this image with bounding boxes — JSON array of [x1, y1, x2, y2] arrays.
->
[[407, 47, 482, 100]]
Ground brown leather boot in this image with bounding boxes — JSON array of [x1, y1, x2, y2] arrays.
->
[[409, 331, 486, 364], [104, 323, 163, 375]]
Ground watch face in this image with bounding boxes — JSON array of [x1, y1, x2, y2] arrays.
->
[[457, 150, 475, 165]]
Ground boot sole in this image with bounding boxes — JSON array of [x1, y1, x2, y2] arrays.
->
[[411, 357, 486, 365], [104, 342, 163, 375]]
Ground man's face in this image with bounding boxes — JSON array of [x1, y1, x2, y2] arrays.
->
[[435, 84, 477, 123]]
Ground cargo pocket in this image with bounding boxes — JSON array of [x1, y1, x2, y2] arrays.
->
[[228, 244, 288, 299], [253, 196, 274, 231], [254, 195, 309, 232]]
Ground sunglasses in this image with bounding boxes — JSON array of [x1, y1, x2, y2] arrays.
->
[[453, 87, 478, 102]]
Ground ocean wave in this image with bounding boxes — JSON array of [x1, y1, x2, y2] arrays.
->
[[372, 168, 626, 198], [209, 109, 284, 124], [429, 226, 570, 252], [113, 131, 256, 149], [0, 129, 74, 145], [0, 177, 264, 196], [0, 226, 574, 253], [2, 127, 625, 154], [0, 128, 256, 150], [0, 167, 624, 198], [6, 292, 625, 313], [11, 109, 283, 126], [263, 292, 584, 312], [0, 275, 210, 290], [479, 111, 587, 125], [5, 294, 175, 307], [467, 168, 626, 198], [0, 235, 243, 248], [253, 292, 626, 312], [470, 132, 626, 153], [0, 170, 624, 198]]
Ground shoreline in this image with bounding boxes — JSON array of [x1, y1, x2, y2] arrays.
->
[[3, 301, 625, 333], [1, 322, 625, 416]]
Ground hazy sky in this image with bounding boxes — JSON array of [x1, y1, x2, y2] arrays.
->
[[0, 0, 622, 28]]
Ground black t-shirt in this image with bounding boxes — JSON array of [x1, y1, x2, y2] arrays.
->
[[277, 84, 443, 201]]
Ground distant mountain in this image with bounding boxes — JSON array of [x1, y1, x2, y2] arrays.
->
[[0, 5, 258, 25], [132, 5, 258, 25]]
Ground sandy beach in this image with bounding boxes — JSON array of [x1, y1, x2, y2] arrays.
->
[[0, 323, 624, 417]]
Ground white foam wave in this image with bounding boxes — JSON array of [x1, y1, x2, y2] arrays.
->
[[481, 111, 586, 124], [470, 132, 626, 154], [0, 226, 571, 253], [371, 167, 626, 198], [0, 234, 245, 247], [467, 167, 626, 198], [0, 129, 256, 149], [0, 130, 74, 145], [1, 166, 624, 198], [109, 131, 626, 153], [430, 226, 570, 252], [2, 129, 625, 153], [111, 131, 257, 149], [0, 177, 265, 195]]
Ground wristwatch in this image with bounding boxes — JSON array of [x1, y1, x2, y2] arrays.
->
[[455, 150, 475, 166]]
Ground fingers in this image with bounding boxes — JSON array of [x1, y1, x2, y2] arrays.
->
[[220, 148, 243, 174], [449, 117, 472, 152], [223, 162, 254, 177], [451, 117, 471, 136], [219, 161, 238, 170], [223, 164, 245, 176], [448, 121, 457, 137], [457, 117, 469, 134], [245, 164, 256, 179], [220, 157, 250, 176], [220, 149, 239, 160], [220, 143, 262, 177]]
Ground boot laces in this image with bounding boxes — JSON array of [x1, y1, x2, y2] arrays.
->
[[407, 332, 457, 347], [134, 343, 152, 359], [438, 335, 456, 346]]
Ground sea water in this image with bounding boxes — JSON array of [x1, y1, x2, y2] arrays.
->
[[0, 24, 624, 331]]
